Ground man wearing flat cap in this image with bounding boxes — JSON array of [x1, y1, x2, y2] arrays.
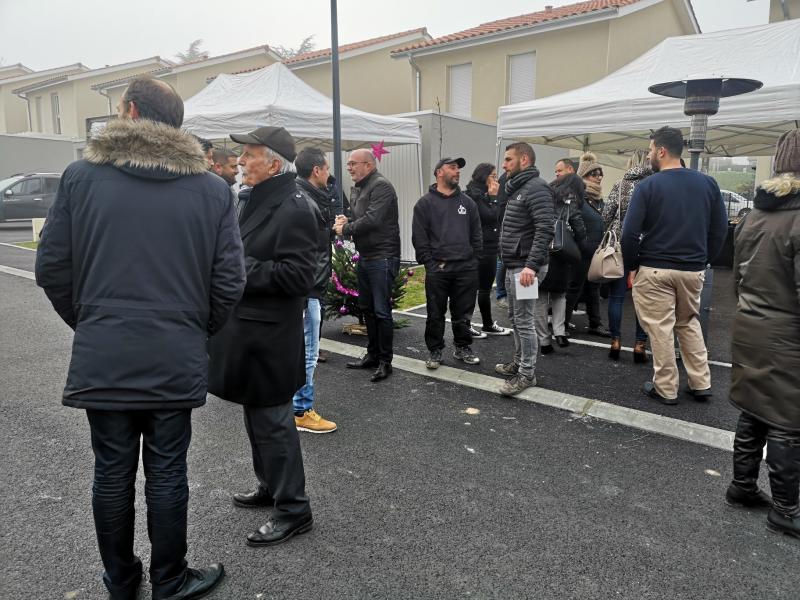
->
[[208, 125, 318, 547], [412, 157, 482, 370]]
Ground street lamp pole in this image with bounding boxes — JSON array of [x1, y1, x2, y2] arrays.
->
[[330, 0, 343, 213]]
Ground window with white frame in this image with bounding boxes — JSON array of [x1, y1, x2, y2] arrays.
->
[[51, 93, 61, 134], [448, 63, 472, 118], [508, 52, 537, 104]]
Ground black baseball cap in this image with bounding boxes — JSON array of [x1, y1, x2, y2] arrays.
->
[[434, 156, 466, 175], [230, 126, 297, 162]]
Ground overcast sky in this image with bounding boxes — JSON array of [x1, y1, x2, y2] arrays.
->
[[0, 0, 770, 71]]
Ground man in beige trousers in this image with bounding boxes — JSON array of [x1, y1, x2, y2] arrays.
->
[[621, 127, 728, 405]]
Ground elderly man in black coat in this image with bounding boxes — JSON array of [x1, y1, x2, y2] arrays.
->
[[208, 126, 319, 547], [36, 77, 245, 600]]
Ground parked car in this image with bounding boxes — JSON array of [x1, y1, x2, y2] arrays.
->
[[0, 173, 61, 222], [720, 189, 751, 220]]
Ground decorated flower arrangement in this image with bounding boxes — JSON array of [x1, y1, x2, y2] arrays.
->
[[323, 239, 413, 325]]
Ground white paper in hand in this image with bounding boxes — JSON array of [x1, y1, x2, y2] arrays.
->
[[514, 272, 538, 300]]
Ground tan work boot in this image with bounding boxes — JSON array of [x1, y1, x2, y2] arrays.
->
[[295, 409, 337, 434]]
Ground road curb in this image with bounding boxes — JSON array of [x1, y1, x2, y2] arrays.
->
[[320, 337, 734, 453]]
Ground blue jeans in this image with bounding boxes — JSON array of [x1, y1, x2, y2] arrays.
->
[[357, 257, 400, 362], [495, 258, 507, 300], [608, 273, 647, 341], [293, 298, 321, 415], [505, 265, 548, 379]]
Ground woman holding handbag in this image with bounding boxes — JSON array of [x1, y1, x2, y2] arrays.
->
[[602, 150, 653, 362], [535, 173, 586, 354]]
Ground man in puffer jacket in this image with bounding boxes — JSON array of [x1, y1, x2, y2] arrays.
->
[[496, 142, 555, 396]]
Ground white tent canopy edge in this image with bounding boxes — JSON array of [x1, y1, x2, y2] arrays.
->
[[497, 20, 800, 159]]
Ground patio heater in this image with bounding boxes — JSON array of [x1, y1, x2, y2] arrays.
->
[[647, 77, 762, 342]]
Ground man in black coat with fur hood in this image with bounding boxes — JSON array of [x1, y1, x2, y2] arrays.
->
[[36, 77, 245, 600]]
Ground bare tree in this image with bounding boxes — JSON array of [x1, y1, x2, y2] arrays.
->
[[175, 39, 210, 63], [273, 35, 317, 60]]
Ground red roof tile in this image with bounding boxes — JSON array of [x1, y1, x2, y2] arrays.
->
[[392, 0, 642, 54], [284, 28, 428, 64]]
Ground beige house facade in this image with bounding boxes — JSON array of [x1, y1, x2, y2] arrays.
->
[[12, 58, 171, 138], [770, 0, 800, 20], [392, 0, 699, 123], [93, 45, 282, 116], [285, 29, 430, 115], [0, 64, 88, 134]]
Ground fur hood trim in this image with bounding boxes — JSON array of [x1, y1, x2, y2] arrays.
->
[[759, 173, 800, 198], [85, 119, 208, 176]]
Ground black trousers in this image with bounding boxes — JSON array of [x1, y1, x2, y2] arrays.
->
[[425, 269, 478, 352], [565, 256, 602, 328], [476, 253, 497, 329], [732, 412, 800, 515], [86, 409, 191, 600], [357, 257, 400, 363], [243, 402, 311, 520]]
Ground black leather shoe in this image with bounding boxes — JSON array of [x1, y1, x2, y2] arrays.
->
[[586, 325, 611, 338], [158, 563, 225, 600], [767, 508, 800, 539], [555, 335, 570, 348], [233, 487, 274, 508], [685, 386, 712, 401], [370, 361, 392, 382], [725, 483, 772, 509], [246, 513, 314, 547], [346, 355, 379, 369], [540, 344, 554, 355], [643, 382, 677, 405]]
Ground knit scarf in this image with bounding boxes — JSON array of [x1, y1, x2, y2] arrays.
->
[[584, 178, 603, 201]]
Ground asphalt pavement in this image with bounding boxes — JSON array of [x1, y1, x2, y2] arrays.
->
[[2, 246, 798, 600]]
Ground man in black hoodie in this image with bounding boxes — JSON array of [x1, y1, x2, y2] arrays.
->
[[496, 142, 555, 396], [412, 157, 482, 369]]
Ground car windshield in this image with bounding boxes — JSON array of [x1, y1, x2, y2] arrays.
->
[[0, 176, 24, 190]]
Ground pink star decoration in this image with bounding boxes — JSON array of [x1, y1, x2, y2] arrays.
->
[[371, 141, 390, 162]]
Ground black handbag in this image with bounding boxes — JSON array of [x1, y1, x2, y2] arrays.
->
[[550, 201, 581, 264]]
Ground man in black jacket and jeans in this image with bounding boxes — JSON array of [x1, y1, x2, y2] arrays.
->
[[36, 77, 244, 600], [336, 149, 401, 382], [412, 157, 482, 369], [496, 142, 556, 396]]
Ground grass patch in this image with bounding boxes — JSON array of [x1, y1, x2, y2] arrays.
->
[[397, 265, 426, 310], [14, 241, 38, 250]]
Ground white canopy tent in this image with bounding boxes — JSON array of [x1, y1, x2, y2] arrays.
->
[[497, 20, 800, 160], [182, 63, 421, 149]]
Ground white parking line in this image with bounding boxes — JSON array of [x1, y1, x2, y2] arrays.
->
[[392, 308, 733, 369], [0, 264, 35, 280], [320, 337, 735, 453], [0, 242, 36, 252]]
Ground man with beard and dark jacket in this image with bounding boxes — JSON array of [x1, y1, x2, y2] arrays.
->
[[725, 129, 800, 539], [208, 126, 318, 548], [622, 126, 727, 405], [36, 77, 244, 600], [292, 147, 337, 434], [335, 149, 401, 382], [495, 142, 555, 396], [413, 157, 482, 369]]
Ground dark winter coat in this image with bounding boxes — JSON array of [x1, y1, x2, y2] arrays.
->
[[208, 173, 318, 407], [541, 174, 587, 293], [343, 170, 400, 259], [499, 167, 555, 272], [297, 177, 333, 299], [580, 196, 606, 258], [602, 165, 653, 238], [35, 118, 246, 411], [412, 183, 482, 273], [465, 180, 499, 256], [730, 175, 800, 432]]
